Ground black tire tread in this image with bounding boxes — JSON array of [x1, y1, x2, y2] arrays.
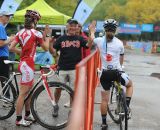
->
[[30, 81, 74, 129], [0, 76, 17, 120]]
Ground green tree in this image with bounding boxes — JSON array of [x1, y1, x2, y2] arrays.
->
[[104, 0, 160, 24], [13, 0, 160, 24]]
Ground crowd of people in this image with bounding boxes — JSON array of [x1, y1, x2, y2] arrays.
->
[[0, 9, 133, 130]]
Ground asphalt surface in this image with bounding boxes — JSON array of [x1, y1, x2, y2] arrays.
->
[[0, 49, 160, 130]]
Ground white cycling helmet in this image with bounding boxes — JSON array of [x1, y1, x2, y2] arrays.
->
[[103, 19, 118, 30]]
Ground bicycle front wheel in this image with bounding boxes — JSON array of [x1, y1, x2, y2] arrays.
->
[[0, 76, 17, 120], [119, 90, 128, 130], [108, 84, 120, 124], [31, 81, 74, 130]]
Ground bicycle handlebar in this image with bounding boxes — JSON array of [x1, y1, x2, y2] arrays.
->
[[40, 64, 58, 77], [4, 60, 19, 64], [4, 60, 58, 77], [42, 69, 54, 77]]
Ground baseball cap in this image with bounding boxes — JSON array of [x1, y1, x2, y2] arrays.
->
[[0, 11, 13, 16], [67, 18, 78, 24]]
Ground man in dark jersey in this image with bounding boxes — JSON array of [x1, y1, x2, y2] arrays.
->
[[50, 19, 95, 117]]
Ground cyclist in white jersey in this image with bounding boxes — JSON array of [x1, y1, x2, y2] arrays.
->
[[93, 19, 133, 130]]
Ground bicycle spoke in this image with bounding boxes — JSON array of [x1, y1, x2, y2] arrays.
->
[[108, 84, 120, 123], [31, 82, 73, 129], [0, 76, 16, 120]]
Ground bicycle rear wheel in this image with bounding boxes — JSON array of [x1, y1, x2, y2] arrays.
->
[[31, 81, 74, 130], [0, 76, 17, 120], [119, 90, 128, 130], [108, 83, 120, 124]]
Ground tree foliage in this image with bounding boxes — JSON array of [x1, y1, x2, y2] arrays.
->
[[104, 0, 160, 24], [2, 0, 159, 24], [44, 0, 77, 17]]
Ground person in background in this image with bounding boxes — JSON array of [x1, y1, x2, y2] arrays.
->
[[9, 10, 51, 127], [49, 35, 59, 64], [76, 23, 91, 59], [0, 11, 15, 99], [49, 18, 95, 117]]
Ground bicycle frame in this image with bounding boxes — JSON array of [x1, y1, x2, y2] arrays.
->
[[0, 71, 20, 103], [24, 66, 58, 106], [114, 81, 123, 94], [1, 60, 58, 106]]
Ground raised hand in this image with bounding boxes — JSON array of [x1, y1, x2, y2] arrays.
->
[[88, 21, 96, 34], [43, 24, 52, 37]]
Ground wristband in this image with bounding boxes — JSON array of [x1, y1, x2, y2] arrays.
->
[[46, 34, 51, 37]]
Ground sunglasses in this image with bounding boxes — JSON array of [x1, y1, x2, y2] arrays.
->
[[105, 28, 116, 32]]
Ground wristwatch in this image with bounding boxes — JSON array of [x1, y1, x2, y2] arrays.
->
[[46, 34, 51, 37]]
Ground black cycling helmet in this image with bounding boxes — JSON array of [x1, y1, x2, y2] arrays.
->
[[25, 10, 41, 21], [103, 19, 118, 30]]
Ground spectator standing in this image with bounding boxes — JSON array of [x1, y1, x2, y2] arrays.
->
[[49, 18, 95, 117], [0, 11, 15, 98], [0, 11, 14, 78], [76, 23, 91, 59]]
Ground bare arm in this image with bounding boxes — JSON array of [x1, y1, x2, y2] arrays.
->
[[9, 40, 21, 55], [40, 37, 50, 51], [0, 36, 15, 47], [40, 25, 52, 51], [49, 38, 57, 55], [86, 22, 96, 48], [0, 39, 10, 47]]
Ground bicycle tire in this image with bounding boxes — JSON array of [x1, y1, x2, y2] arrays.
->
[[119, 90, 128, 130], [31, 81, 74, 130], [0, 76, 17, 120], [108, 83, 120, 124]]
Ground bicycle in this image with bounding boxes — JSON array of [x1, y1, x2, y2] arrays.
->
[[107, 70, 129, 130], [0, 60, 74, 130]]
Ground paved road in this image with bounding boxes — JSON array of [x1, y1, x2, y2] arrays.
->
[[0, 49, 160, 130], [93, 50, 160, 130]]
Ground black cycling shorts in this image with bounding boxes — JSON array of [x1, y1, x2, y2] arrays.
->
[[100, 69, 126, 91], [0, 56, 9, 78]]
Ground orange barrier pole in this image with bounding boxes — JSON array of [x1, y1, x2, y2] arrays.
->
[[67, 66, 86, 130], [67, 48, 101, 130]]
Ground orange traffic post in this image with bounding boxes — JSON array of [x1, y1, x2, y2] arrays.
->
[[67, 48, 101, 130]]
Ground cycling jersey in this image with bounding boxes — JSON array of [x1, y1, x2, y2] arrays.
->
[[94, 36, 124, 70], [94, 36, 130, 90], [15, 28, 43, 62], [15, 28, 43, 86]]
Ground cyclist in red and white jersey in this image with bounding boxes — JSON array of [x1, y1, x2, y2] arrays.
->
[[9, 10, 51, 126]]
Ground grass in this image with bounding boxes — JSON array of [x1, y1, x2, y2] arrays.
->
[[13, 64, 41, 72]]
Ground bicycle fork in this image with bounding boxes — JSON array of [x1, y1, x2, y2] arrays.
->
[[41, 74, 56, 106]]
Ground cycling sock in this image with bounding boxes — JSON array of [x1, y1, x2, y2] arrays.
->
[[101, 114, 107, 124], [16, 115, 22, 121], [25, 111, 30, 117], [126, 97, 131, 107]]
